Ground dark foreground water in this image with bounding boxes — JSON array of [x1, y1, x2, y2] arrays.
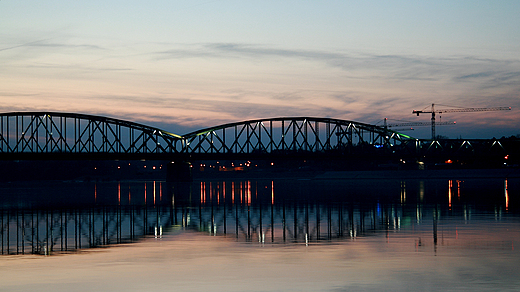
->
[[0, 175, 519, 291]]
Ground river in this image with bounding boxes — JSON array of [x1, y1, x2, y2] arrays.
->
[[1, 174, 519, 291]]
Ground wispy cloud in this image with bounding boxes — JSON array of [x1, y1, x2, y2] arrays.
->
[[0, 38, 58, 52], [153, 42, 520, 87], [0, 38, 106, 54], [25, 62, 133, 72], [457, 71, 497, 79]]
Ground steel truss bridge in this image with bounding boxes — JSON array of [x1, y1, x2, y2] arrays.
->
[[0, 112, 516, 162]]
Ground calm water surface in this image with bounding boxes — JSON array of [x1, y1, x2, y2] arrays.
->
[[0, 176, 519, 291]]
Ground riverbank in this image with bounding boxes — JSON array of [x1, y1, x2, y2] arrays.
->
[[314, 168, 520, 180], [194, 167, 520, 181]]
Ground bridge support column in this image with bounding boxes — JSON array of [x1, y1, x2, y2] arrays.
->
[[167, 161, 192, 182]]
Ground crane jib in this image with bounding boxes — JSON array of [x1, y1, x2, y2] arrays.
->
[[411, 104, 511, 139]]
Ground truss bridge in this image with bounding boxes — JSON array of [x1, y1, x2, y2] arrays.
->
[[0, 112, 517, 167], [0, 112, 412, 160]]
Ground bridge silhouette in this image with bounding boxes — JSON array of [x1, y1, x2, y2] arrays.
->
[[0, 112, 516, 166]]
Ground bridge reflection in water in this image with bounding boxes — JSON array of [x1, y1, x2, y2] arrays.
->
[[0, 177, 516, 255]]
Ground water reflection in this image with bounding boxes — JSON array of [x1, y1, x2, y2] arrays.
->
[[0, 177, 518, 255], [505, 179, 509, 211]]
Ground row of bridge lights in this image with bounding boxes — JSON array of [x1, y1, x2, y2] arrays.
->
[[200, 161, 275, 170], [94, 163, 163, 171], [93, 161, 280, 171], [201, 161, 255, 169]]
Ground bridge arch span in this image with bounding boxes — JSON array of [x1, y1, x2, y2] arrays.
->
[[182, 117, 413, 157], [0, 112, 183, 158], [0, 113, 415, 159]]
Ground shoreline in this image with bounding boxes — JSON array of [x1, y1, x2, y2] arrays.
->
[[314, 168, 520, 180], [193, 167, 520, 181]]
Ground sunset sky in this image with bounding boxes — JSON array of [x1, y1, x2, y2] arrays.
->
[[1, 1, 519, 138]]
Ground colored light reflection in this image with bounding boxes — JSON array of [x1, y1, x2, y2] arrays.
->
[[271, 180, 274, 205], [400, 181, 406, 204], [232, 181, 235, 204], [448, 180, 453, 210], [505, 179, 509, 211], [247, 181, 251, 206], [201, 182, 205, 204], [457, 180, 462, 199], [419, 181, 424, 202], [197, 180, 276, 206], [239, 181, 243, 204]]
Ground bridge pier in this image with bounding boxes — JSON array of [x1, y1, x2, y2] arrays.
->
[[166, 161, 192, 182]]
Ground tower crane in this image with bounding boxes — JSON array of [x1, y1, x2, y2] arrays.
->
[[383, 118, 455, 132], [412, 103, 511, 139]]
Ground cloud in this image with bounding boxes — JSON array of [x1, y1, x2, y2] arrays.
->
[[3, 37, 520, 139], [57, 91, 356, 131], [25, 62, 133, 72], [494, 71, 520, 83], [457, 71, 496, 79], [0, 37, 106, 51], [151, 42, 520, 89]]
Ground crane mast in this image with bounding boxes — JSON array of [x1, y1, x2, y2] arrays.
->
[[412, 103, 511, 139]]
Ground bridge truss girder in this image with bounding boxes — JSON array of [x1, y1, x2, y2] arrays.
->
[[0, 112, 183, 157], [182, 117, 410, 156]]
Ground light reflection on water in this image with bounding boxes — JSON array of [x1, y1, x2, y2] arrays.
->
[[0, 177, 519, 291], [0, 178, 518, 253]]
